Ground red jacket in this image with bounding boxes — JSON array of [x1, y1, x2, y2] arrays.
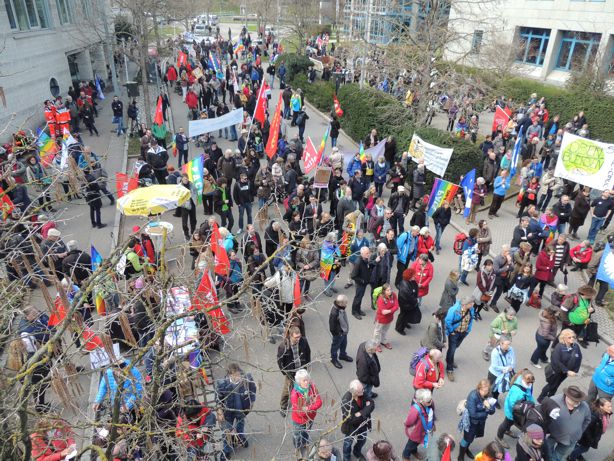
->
[[166, 66, 178, 82], [185, 91, 199, 109], [176, 407, 212, 448], [290, 383, 322, 425], [31, 427, 75, 461], [413, 357, 444, 390], [569, 244, 592, 264], [411, 260, 434, 297], [375, 293, 399, 324], [417, 235, 434, 255], [534, 250, 555, 282]]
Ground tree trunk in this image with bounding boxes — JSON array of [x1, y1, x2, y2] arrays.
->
[[138, 18, 152, 127]]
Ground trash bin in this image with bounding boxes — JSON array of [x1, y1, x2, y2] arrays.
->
[[125, 81, 139, 98]]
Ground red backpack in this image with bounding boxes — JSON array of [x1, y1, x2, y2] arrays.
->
[[453, 233, 467, 255]]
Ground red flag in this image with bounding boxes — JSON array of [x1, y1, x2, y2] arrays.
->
[[491, 105, 510, 134], [48, 297, 67, 327], [265, 93, 283, 159], [253, 81, 270, 124], [293, 274, 301, 308], [211, 222, 230, 276], [0, 187, 15, 220], [177, 51, 187, 69], [440, 442, 451, 461], [115, 173, 139, 198], [82, 326, 104, 351], [302, 137, 321, 175], [153, 96, 164, 126], [192, 269, 230, 334], [333, 94, 344, 117]]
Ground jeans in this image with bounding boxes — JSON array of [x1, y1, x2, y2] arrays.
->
[[460, 270, 469, 284], [557, 222, 567, 235], [292, 420, 312, 449], [284, 105, 291, 119], [545, 436, 573, 461], [331, 136, 338, 148], [391, 212, 405, 236], [331, 334, 348, 361], [530, 332, 551, 365], [402, 439, 420, 459], [352, 283, 368, 314], [218, 126, 229, 139], [229, 124, 238, 141], [115, 116, 125, 135], [435, 223, 444, 251], [343, 432, 367, 461], [362, 383, 374, 400], [446, 331, 468, 371], [588, 216, 606, 243], [222, 413, 246, 455], [568, 444, 590, 461], [238, 202, 253, 230], [537, 190, 553, 211], [269, 74, 275, 88]]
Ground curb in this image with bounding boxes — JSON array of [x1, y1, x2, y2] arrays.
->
[[446, 218, 613, 346]]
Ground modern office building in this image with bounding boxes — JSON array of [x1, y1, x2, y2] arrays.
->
[[0, 0, 113, 134], [343, 0, 450, 44], [446, 0, 614, 86]]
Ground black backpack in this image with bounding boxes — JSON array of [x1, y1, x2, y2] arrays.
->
[[511, 384, 544, 430]]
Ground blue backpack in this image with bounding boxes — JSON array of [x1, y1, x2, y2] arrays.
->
[[409, 347, 430, 376]]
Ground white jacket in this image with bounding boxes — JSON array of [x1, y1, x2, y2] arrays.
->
[[264, 269, 295, 304]]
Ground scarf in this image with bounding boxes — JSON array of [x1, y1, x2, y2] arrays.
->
[[293, 382, 310, 399], [518, 434, 544, 461]]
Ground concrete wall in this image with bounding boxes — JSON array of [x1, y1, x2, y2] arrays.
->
[[0, 0, 111, 137], [446, 0, 614, 87]]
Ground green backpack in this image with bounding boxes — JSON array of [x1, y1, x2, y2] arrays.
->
[[372, 286, 383, 306]]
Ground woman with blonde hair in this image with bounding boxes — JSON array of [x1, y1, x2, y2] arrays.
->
[[537, 328, 582, 402]]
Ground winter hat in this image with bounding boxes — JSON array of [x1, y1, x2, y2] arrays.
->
[[526, 424, 543, 440], [47, 228, 61, 238], [132, 225, 141, 233]]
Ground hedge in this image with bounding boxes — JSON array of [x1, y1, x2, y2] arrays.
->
[[280, 54, 313, 82]]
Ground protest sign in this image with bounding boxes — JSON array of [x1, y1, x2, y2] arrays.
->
[[408, 134, 454, 177], [188, 108, 244, 137]]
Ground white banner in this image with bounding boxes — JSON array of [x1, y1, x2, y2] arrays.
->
[[554, 132, 614, 191], [408, 133, 454, 177], [188, 108, 244, 137]]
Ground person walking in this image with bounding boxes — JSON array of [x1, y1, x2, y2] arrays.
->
[[472, 260, 495, 320], [496, 369, 536, 449], [561, 285, 596, 347], [277, 326, 311, 417], [351, 247, 373, 320], [395, 268, 420, 335], [395, 226, 419, 288], [329, 294, 354, 369], [84, 169, 106, 229], [341, 379, 375, 461], [444, 296, 476, 382], [529, 307, 558, 368], [412, 253, 434, 307], [568, 187, 590, 240], [174, 127, 189, 168], [489, 170, 511, 218], [540, 386, 591, 461], [588, 345, 614, 401], [356, 339, 381, 401], [232, 173, 254, 233], [515, 424, 548, 461], [529, 245, 555, 299], [587, 190, 613, 244], [373, 283, 399, 351], [402, 388, 435, 461], [487, 336, 516, 403], [482, 308, 518, 361], [439, 270, 459, 313], [459, 379, 496, 461], [567, 397, 612, 461], [290, 369, 323, 458], [537, 329, 582, 402]]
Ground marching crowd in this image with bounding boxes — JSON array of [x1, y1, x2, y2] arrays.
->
[[1, 26, 614, 461]]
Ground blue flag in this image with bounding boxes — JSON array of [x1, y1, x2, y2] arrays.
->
[[91, 245, 103, 271], [461, 169, 476, 218], [510, 126, 524, 177], [95, 75, 105, 100], [596, 242, 614, 289]]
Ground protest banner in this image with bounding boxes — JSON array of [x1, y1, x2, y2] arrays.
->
[[491, 105, 510, 134], [408, 133, 454, 177], [554, 132, 614, 190], [188, 108, 244, 137]]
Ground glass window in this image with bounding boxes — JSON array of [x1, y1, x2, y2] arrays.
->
[[5, 0, 50, 30], [556, 30, 602, 70], [35, 0, 49, 28], [24, 0, 38, 27], [515, 27, 551, 66], [471, 30, 484, 54], [49, 78, 60, 97], [57, 0, 71, 23], [4, 0, 17, 28]]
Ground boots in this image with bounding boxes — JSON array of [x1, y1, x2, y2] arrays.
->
[[466, 447, 475, 459], [458, 446, 466, 461]]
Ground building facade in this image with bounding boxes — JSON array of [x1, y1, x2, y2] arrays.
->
[[447, 0, 614, 86], [0, 0, 112, 134]]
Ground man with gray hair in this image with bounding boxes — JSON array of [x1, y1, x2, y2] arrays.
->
[[356, 339, 381, 400], [61, 240, 92, 286], [444, 296, 476, 381], [341, 379, 374, 461], [329, 294, 353, 369]]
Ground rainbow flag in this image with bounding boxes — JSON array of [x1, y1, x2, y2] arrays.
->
[[359, 142, 366, 163], [36, 129, 57, 167], [426, 178, 459, 217], [182, 155, 204, 204], [91, 245, 103, 271], [233, 39, 245, 55], [319, 241, 340, 281], [317, 124, 330, 160]]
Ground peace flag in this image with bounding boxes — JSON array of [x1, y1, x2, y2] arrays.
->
[[36, 129, 58, 167], [317, 124, 330, 159], [359, 141, 366, 163], [182, 155, 204, 204]]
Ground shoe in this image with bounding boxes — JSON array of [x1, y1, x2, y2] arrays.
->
[[358, 310, 367, 316], [436, 249, 440, 255], [453, 363, 458, 369], [376, 345, 382, 353], [331, 359, 343, 369], [570, 267, 579, 272], [91, 223, 97, 228], [482, 351, 490, 361], [579, 340, 588, 349], [466, 447, 476, 460], [352, 313, 362, 320], [97, 223, 107, 228], [491, 304, 500, 313], [371, 392, 378, 398], [447, 371, 455, 381], [482, 304, 490, 312], [396, 328, 406, 335], [540, 358, 549, 364], [331, 287, 339, 293], [531, 361, 542, 369], [354, 454, 367, 461], [344, 281, 354, 288], [268, 336, 276, 344], [339, 355, 353, 362], [461, 281, 469, 286], [496, 437, 510, 449], [475, 313, 482, 321], [109, 199, 115, 205], [324, 290, 333, 297], [494, 402, 501, 409], [382, 342, 392, 350], [280, 409, 287, 418]]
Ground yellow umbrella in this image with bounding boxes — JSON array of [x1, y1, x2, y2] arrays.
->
[[117, 184, 191, 216]]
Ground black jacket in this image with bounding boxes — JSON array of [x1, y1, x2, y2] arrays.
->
[[341, 390, 374, 435], [511, 225, 528, 248], [264, 224, 281, 257], [232, 179, 254, 206], [111, 100, 123, 117], [329, 303, 348, 336], [514, 439, 549, 461], [351, 257, 372, 286], [277, 337, 311, 378], [355, 341, 381, 387], [578, 409, 606, 449], [432, 206, 452, 228], [552, 201, 572, 225], [550, 342, 582, 375], [62, 249, 92, 284], [388, 192, 410, 215]]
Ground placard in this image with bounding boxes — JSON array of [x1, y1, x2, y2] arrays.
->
[[313, 167, 332, 188]]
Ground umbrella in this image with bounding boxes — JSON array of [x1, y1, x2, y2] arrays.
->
[[117, 184, 191, 216]]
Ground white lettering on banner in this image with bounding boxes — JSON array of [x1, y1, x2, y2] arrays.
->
[[408, 134, 454, 177], [188, 108, 244, 137], [554, 132, 614, 190]]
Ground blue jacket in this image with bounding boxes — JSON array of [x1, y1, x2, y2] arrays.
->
[[445, 301, 475, 335], [397, 231, 418, 265], [223, 235, 236, 254], [215, 373, 257, 415], [466, 389, 495, 424], [229, 259, 243, 284], [374, 162, 389, 184], [493, 175, 511, 197], [529, 162, 543, 179], [592, 353, 614, 395], [488, 346, 516, 393], [95, 360, 144, 410], [349, 237, 371, 264], [461, 237, 477, 253], [504, 376, 534, 420], [347, 157, 362, 178]]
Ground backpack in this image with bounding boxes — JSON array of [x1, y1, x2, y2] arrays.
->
[[372, 286, 383, 306], [409, 347, 430, 376], [453, 233, 467, 255], [513, 400, 544, 430]]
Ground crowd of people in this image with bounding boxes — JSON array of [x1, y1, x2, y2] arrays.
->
[[1, 23, 613, 461]]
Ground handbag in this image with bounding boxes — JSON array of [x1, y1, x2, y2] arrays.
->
[[585, 321, 599, 343], [544, 363, 555, 380], [428, 251, 435, 262], [481, 293, 492, 303]]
